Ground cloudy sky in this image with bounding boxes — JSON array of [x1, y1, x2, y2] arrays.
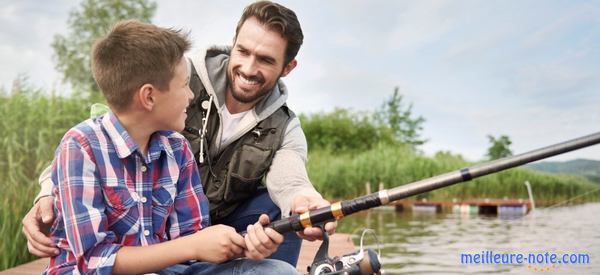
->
[[1, 0, 599, 161]]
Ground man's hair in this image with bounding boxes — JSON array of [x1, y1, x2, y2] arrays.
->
[[91, 20, 191, 111], [234, 1, 304, 65]]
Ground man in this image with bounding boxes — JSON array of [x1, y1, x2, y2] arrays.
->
[[23, 0, 335, 267]]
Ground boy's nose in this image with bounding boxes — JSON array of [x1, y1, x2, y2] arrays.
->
[[186, 87, 194, 102]]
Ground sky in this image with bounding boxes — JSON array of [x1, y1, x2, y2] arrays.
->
[[1, 0, 599, 162]]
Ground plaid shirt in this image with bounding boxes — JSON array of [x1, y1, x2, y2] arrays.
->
[[45, 111, 210, 275]]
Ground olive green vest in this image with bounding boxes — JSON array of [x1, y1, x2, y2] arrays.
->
[[183, 65, 294, 221]]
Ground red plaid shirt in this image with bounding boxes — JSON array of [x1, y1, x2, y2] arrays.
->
[[45, 111, 209, 274]]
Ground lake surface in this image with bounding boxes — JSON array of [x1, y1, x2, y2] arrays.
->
[[336, 203, 599, 274]]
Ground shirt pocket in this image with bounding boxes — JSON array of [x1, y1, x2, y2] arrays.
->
[[152, 180, 177, 239], [102, 182, 137, 225]]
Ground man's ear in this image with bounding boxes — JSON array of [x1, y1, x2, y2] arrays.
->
[[137, 84, 156, 111], [281, 59, 297, 77]]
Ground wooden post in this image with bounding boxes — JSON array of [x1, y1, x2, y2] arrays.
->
[[365, 181, 371, 195]]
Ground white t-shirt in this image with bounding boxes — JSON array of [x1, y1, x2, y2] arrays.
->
[[220, 106, 250, 146]]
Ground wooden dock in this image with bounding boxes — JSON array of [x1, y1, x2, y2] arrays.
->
[[0, 234, 355, 275], [393, 198, 532, 215]]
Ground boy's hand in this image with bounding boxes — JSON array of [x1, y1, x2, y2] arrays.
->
[[191, 224, 246, 263], [291, 195, 337, 241], [243, 214, 283, 260], [22, 196, 59, 257]]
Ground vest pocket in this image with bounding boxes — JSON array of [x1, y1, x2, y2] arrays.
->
[[224, 173, 262, 203], [229, 143, 272, 179], [224, 143, 272, 203]]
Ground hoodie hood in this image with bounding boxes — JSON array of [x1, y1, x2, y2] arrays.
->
[[190, 45, 289, 122]]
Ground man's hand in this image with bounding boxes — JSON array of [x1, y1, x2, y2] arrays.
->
[[21, 196, 59, 257], [243, 214, 283, 260], [291, 195, 337, 241]]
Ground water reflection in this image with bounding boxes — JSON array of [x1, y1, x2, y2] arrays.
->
[[337, 203, 600, 274]]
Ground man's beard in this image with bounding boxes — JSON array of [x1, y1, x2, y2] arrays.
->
[[230, 83, 273, 103], [227, 71, 279, 104]]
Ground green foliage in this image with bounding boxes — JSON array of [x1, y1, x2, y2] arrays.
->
[[486, 134, 513, 160], [300, 108, 397, 153], [301, 87, 426, 153], [52, 0, 157, 95], [374, 87, 426, 147], [0, 80, 95, 270]]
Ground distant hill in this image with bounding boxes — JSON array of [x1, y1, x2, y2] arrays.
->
[[527, 159, 600, 183]]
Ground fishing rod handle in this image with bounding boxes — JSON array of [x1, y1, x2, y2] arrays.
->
[[238, 193, 386, 236], [238, 214, 303, 236]]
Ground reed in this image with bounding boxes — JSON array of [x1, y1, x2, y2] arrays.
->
[[307, 144, 600, 203], [0, 85, 95, 270]]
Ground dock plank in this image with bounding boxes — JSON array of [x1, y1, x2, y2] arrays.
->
[[0, 233, 355, 275]]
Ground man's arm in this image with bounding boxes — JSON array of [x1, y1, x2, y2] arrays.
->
[[265, 117, 321, 216], [22, 164, 59, 257], [265, 117, 336, 239], [23, 105, 107, 257], [34, 166, 54, 203]]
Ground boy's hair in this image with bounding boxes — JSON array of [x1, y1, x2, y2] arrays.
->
[[234, 1, 303, 65], [91, 20, 191, 111]]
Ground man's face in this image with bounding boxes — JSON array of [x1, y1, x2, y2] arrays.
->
[[227, 17, 295, 104]]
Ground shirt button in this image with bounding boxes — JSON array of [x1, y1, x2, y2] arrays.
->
[[140, 166, 147, 172], [140, 197, 147, 203], [143, 230, 150, 236]]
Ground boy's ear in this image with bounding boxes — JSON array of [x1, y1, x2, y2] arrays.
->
[[137, 84, 156, 111]]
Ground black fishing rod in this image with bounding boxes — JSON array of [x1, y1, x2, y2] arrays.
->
[[264, 131, 600, 234]]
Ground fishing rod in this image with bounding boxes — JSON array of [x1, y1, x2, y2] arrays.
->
[[266, 131, 600, 234], [249, 131, 600, 274]]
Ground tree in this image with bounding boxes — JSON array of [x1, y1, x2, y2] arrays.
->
[[300, 108, 397, 153], [52, 0, 157, 95], [374, 87, 426, 148], [486, 135, 513, 160]]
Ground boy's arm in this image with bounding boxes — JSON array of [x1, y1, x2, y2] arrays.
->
[[168, 140, 209, 239], [54, 136, 122, 273], [113, 224, 246, 274]]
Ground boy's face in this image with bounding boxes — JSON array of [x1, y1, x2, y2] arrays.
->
[[153, 57, 193, 132], [227, 17, 295, 104]]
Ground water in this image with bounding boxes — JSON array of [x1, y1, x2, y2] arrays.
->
[[336, 203, 600, 274]]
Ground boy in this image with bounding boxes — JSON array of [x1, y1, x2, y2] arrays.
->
[[44, 20, 296, 275]]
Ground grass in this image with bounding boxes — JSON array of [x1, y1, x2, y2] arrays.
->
[[0, 85, 95, 270]]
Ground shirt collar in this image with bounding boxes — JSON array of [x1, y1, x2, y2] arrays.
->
[[102, 111, 138, 159], [101, 111, 174, 161]]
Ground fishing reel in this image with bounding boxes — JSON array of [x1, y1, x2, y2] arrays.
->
[[307, 228, 383, 275]]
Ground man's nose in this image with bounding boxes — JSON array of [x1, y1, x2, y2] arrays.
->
[[239, 57, 258, 76]]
